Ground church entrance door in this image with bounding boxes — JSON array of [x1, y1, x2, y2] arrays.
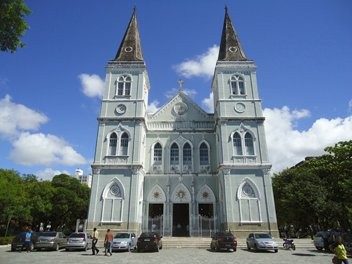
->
[[173, 203, 189, 237], [148, 204, 163, 234]]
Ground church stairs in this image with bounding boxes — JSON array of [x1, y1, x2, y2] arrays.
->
[[162, 237, 314, 249]]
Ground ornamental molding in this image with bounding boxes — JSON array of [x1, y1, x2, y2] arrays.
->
[[171, 183, 191, 203], [196, 185, 216, 203], [147, 185, 166, 203]]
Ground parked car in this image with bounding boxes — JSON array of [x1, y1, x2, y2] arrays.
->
[[66, 232, 92, 251], [11, 231, 39, 252], [246, 232, 278, 253], [313, 231, 330, 251], [112, 232, 137, 252], [34, 231, 67, 251], [136, 232, 162, 252], [210, 232, 237, 252]]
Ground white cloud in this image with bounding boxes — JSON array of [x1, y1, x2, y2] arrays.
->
[[202, 92, 214, 113], [10, 132, 87, 166], [148, 100, 160, 113], [174, 45, 219, 79], [79, 73, 104, 98], [0, 95, 48, 138], [35, 168, 70, 181], [264, 106, 352, 173]]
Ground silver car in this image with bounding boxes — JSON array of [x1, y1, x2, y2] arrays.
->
[[112, 232, 137, 251], [66, 232, 92, 251], [34, 231, 67, 251], [246, 232, 278, 253]]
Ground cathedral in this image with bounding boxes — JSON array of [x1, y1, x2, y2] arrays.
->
[[87, 7, 278, 238]]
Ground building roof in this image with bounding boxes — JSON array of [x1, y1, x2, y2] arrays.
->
[[218, 7, 247, 61], [113, 7, 144, 62]]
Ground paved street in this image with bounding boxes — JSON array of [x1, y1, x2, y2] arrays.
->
[[0, 245, 337, 264]]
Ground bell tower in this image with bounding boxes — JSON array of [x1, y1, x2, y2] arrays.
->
[[87, 8, 148, 232], [212, 7, 278, 236]]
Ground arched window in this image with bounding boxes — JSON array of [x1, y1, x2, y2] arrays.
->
[[120, 132, 129, 155], [244, 133, 254, 155], [199, 142, 209, 165], [231, 75, 245, 95], [233, 132, 243, 155], [153, 143, 162, 165], [183, 143, 192, 165], [116, 75, 131, 96], [170, 143, 179, 165], [109, 133, 117, 155]]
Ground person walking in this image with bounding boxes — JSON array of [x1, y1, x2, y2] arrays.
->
[[104, 229, 113, 256], [92, 227, 99, 255], [331, 236, 349, 264]]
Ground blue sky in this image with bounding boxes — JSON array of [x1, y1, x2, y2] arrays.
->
[[1, 0, 351, 180]]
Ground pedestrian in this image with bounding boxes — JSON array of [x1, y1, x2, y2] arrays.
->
[[24, 228, 32, 253], [331, 236, 349, 264], [104, 229, 113, 256], [92, 227, 99, 255]]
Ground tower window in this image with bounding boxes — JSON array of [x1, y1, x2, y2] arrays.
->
[[109, 133, 117, 155], [231, 75, 245, 95], [116, 75, 131, 96], [120, 132, 129, 155], [170, 143, 179, 165], [233, 132, 243, 155], [199, 142, 209, 165], [183, 143, 192, 165], [153, 143, 162, 164], [244, 133, 254, 155]]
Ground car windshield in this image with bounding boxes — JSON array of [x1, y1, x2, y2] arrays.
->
[[70, 233, 85, 238], [39, 232, 57, 237], [254, 233, 271, 239], [140, 232, 158, 237], [115, 233, 130, 239]]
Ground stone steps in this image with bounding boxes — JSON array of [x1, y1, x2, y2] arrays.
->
[[162, 237, 314, 249]]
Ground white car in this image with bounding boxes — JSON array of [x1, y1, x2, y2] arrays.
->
[[112, 232, 137, 251], [246, 232, 278, 253], [66, 232, 92, 251]]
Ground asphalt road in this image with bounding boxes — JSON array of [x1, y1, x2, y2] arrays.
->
[[0, 245, 337, 264]]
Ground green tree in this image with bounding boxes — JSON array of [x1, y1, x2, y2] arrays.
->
[[50, 174, 90, 232], [0, 0, 31, 53], [273, 140, 352, 231]]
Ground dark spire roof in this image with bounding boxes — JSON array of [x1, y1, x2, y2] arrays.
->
[[114, 7, 144, 62], [218, 7, 247, 61]]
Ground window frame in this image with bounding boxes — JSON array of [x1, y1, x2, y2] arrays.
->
[[230, 74, 245, 96], [115, 75, 132, 97]]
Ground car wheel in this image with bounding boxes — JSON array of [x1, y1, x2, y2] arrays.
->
[[233, 247, 237, 252], [292, 245, 296, 251], [316, 247, 323, 251], [254, 244, 258, 251], [65, 248, 69, 251], [246, 243, 251, 251], [55, 243, 59, 251], [159, 242, 162, 250], [274, 249, 278, 253]]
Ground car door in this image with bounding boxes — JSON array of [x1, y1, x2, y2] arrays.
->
[[248, 233, 254, 248]]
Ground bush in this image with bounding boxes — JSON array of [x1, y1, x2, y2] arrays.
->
[[0, 236, 14, 245]]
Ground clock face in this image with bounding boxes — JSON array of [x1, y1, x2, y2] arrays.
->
[[115, 104, 127, 115], [234, 103, 246, 113]]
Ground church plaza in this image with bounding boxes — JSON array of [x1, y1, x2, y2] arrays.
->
[[0, 245, 335, 264]]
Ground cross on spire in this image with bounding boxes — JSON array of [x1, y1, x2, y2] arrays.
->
[[178, 79, 184, 90]]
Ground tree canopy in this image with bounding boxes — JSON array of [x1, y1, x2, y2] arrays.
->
[[273, 140, 352, 231], [0, 170, 90, 235], [0, 0, 31, 53]]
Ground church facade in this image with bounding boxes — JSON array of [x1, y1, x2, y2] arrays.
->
[[87, 8, 278, 238]]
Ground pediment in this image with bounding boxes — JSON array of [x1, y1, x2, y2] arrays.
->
[[148, 91, 213, 123]]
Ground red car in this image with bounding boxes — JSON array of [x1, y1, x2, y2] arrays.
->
[[210, 232, 237, 252], [136, 232, 162, 252]]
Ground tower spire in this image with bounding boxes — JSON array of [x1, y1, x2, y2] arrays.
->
[[114, 7, 144, 62], [218, 7, 247, 61]]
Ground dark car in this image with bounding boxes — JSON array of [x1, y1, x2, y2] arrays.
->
[[136, 232, 162, 252], [210, 232, 237, 252], [11, 231, 39, 252], [34, 231, 67, 251]]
